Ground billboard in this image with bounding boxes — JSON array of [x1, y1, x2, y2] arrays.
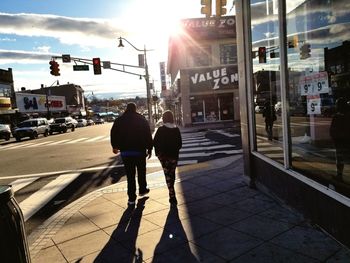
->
[[16, 93, 66, 113], [180, 16, 236, 40], [187, 65, 239, 92]]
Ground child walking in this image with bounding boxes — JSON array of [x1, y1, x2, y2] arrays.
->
[[153, 111, 182, 205]]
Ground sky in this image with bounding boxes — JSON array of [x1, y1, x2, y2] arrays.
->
[[0, 0, 235, 100]]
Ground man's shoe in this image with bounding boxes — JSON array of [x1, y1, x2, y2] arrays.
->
[[139, 188, 150, 196]]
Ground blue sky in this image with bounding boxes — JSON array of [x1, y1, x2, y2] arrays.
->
[[0, 0, 235, 99]]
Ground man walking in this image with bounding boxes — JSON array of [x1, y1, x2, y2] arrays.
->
[[110, 102, 153, 206]]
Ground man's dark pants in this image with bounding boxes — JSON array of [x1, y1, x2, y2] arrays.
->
[[121, 156, 147, 202]]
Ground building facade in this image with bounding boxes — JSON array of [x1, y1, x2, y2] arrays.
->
[[24, 83, 86, 118], [0, 68, 17, 124], [236, 0, 350, 246], [167, 16, 239, 126]]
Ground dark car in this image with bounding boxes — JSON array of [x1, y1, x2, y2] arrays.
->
[[0, 124, 11, 141], [49, 117, 76, 134], [95, 118, 105, 124]]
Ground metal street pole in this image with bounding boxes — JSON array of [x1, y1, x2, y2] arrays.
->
[[118, 37, 154, 130], [143, 47, 154, 130]]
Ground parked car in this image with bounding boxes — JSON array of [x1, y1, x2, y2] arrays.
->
[[94, 118, 105, 124], [13, 118, 50, 141], [86, 119, 95, 126], [76, 119, 87, 127], [0, 124, 11, 141], [49, 117, 76, 134]]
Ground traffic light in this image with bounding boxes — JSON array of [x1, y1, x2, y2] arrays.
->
[[216, 0, 227, 16], [300, 43, 311, 59], [92, 57, 102, 75], [49, 60, 60, 76], [201, 0, 212, 18], [258, 47, 266, 63]]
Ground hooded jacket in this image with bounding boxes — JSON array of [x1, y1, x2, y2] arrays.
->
[[110, 110, 153, 155]]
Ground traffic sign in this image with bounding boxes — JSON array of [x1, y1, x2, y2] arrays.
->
[[73, 65, 89, 71], [62, 54, 71, 63], [103, 61, 111, 69]]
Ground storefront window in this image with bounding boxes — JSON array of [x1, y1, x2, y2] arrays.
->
[[220, 44, 237, 64], [250, 0, 284, 164], [286, 0, 350, 196]]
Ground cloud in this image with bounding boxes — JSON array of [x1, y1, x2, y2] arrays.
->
[[0, 49, 54, 64], [0, 37, 16, 42], [35, 46, 51, 53], [0, 12, 125, 47]]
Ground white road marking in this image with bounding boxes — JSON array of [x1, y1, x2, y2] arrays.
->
[[180, 149, 243, 158], [65, 138, 88, 144], [182, 141, 218, 147], [20, 173, 81, 221], [180, 144, 235, 152], [182, 138, 211, 144], [84, 136, 105, 142], [46, 139, 72, 145], [26, 141, 55, 147], [211, 129, 240, 138], [10, 177, 40, 192], [4, 142, 36, 149]]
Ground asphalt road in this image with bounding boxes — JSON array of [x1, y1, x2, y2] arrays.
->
[[0, 122, 241, 235]]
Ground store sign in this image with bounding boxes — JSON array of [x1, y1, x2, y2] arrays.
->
[[188, 65, 238, 92], [299, 71, 329, 96], [16, 93, 66, 113], [180, 16, 236, 39], [159, 62, 167, 91], [0, 97, 11, 110], [307, 95, 321, 115]]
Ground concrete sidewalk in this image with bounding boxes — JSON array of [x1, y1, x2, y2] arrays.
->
[[28, 155, 350, 263]]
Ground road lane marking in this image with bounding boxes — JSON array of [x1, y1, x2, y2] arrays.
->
[[26, 141, 55, 147], [46, 139, 72, 145], [3, 142, 36, 149], [85, 136, 105, 142], [180, 144, 235, 152], [20, 173, 81, 221], [180, 149, 243, 158], [10, 177, 40, 192], [65, 138, 88, 144]]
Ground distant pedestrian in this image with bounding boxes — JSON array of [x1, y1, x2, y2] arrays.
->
[[153, 111, 182, 205], [262, 100, 277, 140], [330, 97, 350, 181], [110, 102, 153, 206]]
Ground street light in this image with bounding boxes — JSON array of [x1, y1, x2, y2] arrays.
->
[[118, 37, 154, 130]]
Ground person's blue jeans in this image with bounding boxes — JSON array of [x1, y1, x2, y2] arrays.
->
[[121, 156, 147, 201]]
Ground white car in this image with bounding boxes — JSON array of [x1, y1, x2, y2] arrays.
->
[[76, 119, 87, 127]]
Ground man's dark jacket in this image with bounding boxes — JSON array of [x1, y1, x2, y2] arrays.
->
[[110, 111, 153, 154]]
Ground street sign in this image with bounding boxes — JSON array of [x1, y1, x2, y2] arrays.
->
[[102, 61, 111, 69], [62, 54, 71, 63], [73, 65, 89, 71]]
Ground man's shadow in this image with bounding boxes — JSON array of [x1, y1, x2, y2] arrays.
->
[[151, 206, 199, 262], [94, 197, 149, 263]]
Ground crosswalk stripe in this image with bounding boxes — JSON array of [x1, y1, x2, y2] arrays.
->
[[180, 144, 235, 152], [183, 138, 211, 144], [46, 139, 72, 145], [5, 142, 36, 149], [178, 160, 198, 165], [26, 141, 55, 147], [180, 149, 243, 158], [10, 177, 40, 192], [84, 136, 105, 142], [182, 136, 206, 141], [182, 141, 218, 147], [20, 173, 81, 221], [65, 138, 88, 144]]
